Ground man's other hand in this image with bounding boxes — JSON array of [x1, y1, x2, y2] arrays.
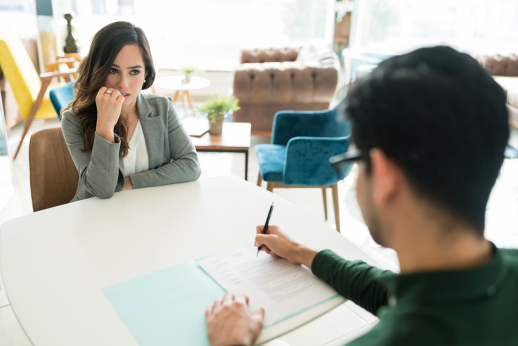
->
[[206, 293, 264, 346]]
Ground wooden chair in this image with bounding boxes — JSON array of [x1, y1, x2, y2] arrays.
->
[[29, 128, 78, 212], [0, 34, 77, 159]]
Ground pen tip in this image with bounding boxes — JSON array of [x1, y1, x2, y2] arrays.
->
[[271, 202, 274, 206]]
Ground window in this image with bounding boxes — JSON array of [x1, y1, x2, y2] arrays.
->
[[54, 0, 330, 71], [353, 0, 518, 56]]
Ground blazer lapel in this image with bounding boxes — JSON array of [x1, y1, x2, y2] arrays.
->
[[137, 94, 164, 169]]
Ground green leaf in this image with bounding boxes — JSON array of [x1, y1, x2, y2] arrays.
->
[[200, 95, 240, 123]]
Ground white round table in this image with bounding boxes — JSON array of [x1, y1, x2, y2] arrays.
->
[[0, 176, 380, 345], [153, 76, 211, 117]]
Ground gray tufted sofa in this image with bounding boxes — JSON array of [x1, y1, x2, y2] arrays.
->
[[232, 39, 340, 132]]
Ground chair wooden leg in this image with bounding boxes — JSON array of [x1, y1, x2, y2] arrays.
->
[[13, 79, 51, 160], [322, 187, 328, 220], [266, 182, 274, 192], [331, 183, 340, 233], [257, 174, 262, 187]]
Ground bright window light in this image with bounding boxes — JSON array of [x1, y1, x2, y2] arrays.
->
[[57, 0, 330, 71], [354, 0, 518, 56]]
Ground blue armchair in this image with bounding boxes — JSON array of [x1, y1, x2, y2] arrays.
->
[[254, 101, 353, 232], [49, 81, 75, 120]]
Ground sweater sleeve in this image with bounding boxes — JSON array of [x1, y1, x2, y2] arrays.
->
[[311, 249, 393, 315], [129, 99, 201, 189], [61, 110, 125, 199]]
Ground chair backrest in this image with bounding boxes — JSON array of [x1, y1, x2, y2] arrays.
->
[[49, 81, 75, 120], [0, 34, 41, 119], [271, 97, 350, 146], [29, 128, 79, 212]]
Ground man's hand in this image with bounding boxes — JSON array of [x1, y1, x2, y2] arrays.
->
[[255, 226, 317, 269], [121, 177, 133, 191], [206, 293, 264, 346], [95, 87, 124, 143]]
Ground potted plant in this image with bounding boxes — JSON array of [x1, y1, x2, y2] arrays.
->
[[179, 66, 197, 83], [200, 95, 240, 134]]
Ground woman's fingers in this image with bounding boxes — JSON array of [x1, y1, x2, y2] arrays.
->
[[96, 87, 107, 99], [116, 92, 125, 105]]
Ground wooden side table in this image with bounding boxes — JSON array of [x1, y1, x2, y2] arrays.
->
[[190, 122, 251, 180]]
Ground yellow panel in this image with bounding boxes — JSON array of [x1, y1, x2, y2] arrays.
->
[[0, 34, 42, 120], [35, 97, 59, 120]]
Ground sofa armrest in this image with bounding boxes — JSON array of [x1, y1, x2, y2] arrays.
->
[[240, 47, 299, 64], [284, 136, 351, 186], [233, 64, 338, 106], [271, 109, 350, 146]]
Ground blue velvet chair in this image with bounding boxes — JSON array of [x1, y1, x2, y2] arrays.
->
[[49, 81, 75, 120], [254, 101, 353, 232]]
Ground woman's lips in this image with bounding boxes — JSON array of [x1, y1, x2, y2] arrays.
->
[[121, 93, 131, 99]]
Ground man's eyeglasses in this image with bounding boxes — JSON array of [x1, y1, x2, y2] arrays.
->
[[329, 149, 363, 177]]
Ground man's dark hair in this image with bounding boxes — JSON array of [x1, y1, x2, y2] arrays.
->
[[345, 46, 509, 234]]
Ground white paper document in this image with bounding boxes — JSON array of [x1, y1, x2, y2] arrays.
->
[[196, 245, 340, 327]]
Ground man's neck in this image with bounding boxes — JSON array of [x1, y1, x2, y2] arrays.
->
[[389, 214, 493, 274]]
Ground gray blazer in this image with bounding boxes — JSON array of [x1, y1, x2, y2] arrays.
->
[[61, 93, 201, 202]]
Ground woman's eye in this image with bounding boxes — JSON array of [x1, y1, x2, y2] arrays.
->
[[110, 68, 118, 74], [130, 70, 140, 75]]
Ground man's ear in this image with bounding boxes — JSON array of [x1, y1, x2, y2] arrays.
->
[[370, 149, 400, 207]]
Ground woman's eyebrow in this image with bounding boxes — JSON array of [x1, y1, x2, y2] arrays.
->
[[111, 64, 143, 69]]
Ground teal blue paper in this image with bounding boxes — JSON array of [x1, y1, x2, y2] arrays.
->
[[103, 261, 226, 346]]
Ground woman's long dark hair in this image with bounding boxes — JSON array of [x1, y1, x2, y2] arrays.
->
[[64, 21, 156, 157]]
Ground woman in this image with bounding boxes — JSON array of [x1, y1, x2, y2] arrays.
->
[[62, 21, 201, 201]]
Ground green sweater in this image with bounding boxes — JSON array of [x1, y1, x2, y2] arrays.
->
[[311, 247, 518, 346]]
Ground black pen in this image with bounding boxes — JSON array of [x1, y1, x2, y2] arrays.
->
[[256, 202, 274, 258]]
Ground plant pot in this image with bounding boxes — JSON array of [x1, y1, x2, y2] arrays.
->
[[184, 72, 192, 83], [209, 115, 225, 134]]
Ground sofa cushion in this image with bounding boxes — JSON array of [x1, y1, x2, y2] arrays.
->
[[296, 38, 339, 69], [255, 144, 286, 182]]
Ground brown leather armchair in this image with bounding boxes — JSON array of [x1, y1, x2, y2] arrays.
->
[[478, 54, 518, 128], [232, 39, 340, 132]]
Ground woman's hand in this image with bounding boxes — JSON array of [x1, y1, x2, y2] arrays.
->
[[95, 87, 124, 143], [255, 225, 317, 269], [121, 177, 133, 191], [206, 293, 264, 346]]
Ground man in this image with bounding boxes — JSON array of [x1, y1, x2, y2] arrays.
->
[[205, 46, 518, 346]]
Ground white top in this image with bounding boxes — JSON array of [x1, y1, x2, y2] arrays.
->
[[123, 120, 149, 177], [153, 76, 211, 91], [0, 176, 381, 346]]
